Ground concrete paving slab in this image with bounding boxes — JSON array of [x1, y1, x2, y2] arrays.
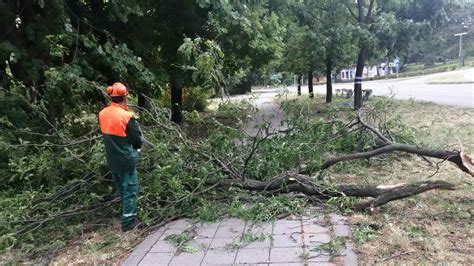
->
[[209, 237, 235, 250], [158, 228, 187, 240], [167, 219, 193, 229], [195, 221, 222, 228], [235, 248, 270, 264], [122, 251, 147, 266], [328, 213, 347, 225], [304, 234, 331, 247], [301, 215, 325, 223], [269, 263, 304, 266], [246, 222, 274, 235], [306, 253, 331, 263], [188, 238, 212, 251], [241, 237, 272, 249], [201, 249, 237, 265], [269, 247, 304, 263], [302, 222, 330, 234], [343, 243, 358, 266], [272, 221, 301, 235], [133, 230, 163, 253], [124, 214, 358, 265], [333, 224, 350, 237], [195, 225, 219, 239], [149, 240, 177, 253], [277, 216, 302, 223], [271, 234, 301, 247], [220, 218, 245, 227], [214, 225, 245, 238], [169, 250, 206, 266], [138, 252, 174, 266]]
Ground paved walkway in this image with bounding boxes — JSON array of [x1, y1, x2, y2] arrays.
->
[[243, 97, 287, 137], [123, 92, 358, 265], [123, 214, 357, 265]]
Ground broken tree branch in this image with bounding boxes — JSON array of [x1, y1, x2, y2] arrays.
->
[[357, 112, 392, 143], [320, 143, 474, 176], [216, 173, 456, 211]]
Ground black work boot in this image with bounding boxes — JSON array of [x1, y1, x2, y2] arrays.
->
[[121, 219, 144, 232]]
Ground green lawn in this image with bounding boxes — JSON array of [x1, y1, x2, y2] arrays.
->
[[426, 72, 473, 84]]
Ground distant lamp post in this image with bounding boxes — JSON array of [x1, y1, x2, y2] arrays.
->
[[454, 32, 468, 66]]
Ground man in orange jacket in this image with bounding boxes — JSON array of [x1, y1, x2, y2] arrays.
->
[[99, 82, 143, 232]]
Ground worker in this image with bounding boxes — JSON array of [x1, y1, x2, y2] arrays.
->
[[99, 82, 143, 232]]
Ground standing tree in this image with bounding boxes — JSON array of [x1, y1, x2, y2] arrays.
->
[[375, 13, 416, 78], [276, 1, 309, 97], [147, 0, 209, 123], [345, 0, 376, 109], [319, 0, 356, 103], [292, 0, 326, 98], [206, 0, 284, 95]]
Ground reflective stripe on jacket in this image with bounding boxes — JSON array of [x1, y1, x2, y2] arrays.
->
[[99, 103, 142, 173]]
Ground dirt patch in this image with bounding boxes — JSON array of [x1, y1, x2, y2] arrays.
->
[[52, 222, 142, 264]]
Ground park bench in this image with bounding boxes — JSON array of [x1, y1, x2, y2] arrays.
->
[[335, 88, 372, 100]]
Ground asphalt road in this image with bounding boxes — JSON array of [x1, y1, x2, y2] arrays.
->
[[255, 68, 474, 108]]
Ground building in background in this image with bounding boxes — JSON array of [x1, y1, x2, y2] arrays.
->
[[337, 63, 395, 81]]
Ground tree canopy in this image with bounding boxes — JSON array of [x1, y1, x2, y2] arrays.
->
[[1, 0, 473, 262]]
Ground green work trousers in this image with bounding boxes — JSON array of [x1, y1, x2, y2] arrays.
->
[[112, 170, 139, 228]]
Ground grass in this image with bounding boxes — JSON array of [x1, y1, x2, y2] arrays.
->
[[426, 72, 473, 84], [402, 57, 474, 73], [48, 94, 473, 264], [321, 96, 473, 264]]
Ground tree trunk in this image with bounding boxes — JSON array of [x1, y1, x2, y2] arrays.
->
[[138, 93, 148, 112], [326, 60, 332, 103], [321, 144, 474, 176], [385, 52, 390, 80], [170, 80, 183, 124], [308, 70, 314, 98], [297, 74, 302, 96], [352, 0, 375, 110], [354, 48, 367, 109], [217, 175, 456, 211]]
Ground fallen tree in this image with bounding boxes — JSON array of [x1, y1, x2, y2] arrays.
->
[[2, 97, 473, 261], [320, 114, 474, 176], [199, 107, 473, 212], [218, 173, 456, 211]]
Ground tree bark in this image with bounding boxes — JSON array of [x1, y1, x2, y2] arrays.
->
[[308, 70, 314, 98], [354, 48, 367, 109], [352, 0, 375, 110], [297, 74, 302, 96], [217, 174, 456, 211], [170, 78, 183, 124], [326, 59, 332, 103], [320, 143, 474, 176], [138, 93, 148, 112]]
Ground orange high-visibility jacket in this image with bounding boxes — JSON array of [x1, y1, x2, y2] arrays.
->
[[99, 103, 142, 173]]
